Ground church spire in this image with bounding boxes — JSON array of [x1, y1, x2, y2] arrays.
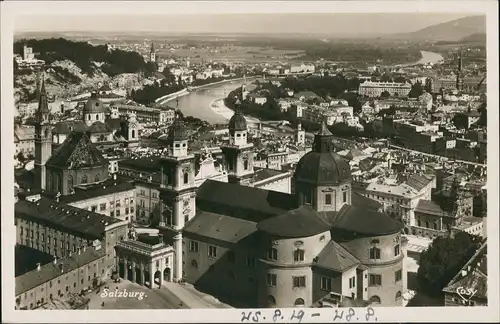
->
[[35, 77, 50, 124]]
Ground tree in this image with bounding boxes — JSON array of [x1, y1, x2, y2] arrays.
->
[[477, 102, 487, 127], [409, 82, 424, 98], [380, 91, 391, 99], [417, 232, 482, 296]]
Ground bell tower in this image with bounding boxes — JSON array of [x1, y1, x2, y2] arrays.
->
[[150, 42, 156, 63], [34, 77, 52, 191], [158, 111, 196, 282], [294, 119, 305, 146], [221, 105, 254, 185]]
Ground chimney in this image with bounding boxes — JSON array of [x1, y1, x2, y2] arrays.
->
[[53, 257, 57, 265], [69, 251, 72, 257], [461, 269, 467, 277], [78, 248, 81, 255], [113, 174, 117, 181], [83, 245, 86, 252], [36, 263, 41, 271]]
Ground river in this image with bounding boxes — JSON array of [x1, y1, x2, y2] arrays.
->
[[166, 51, 444, 124]]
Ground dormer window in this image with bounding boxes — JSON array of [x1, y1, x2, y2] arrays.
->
[[175, 143, 180, 148]]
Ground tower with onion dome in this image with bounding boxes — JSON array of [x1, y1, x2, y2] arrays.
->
[[220, 104, 255, 185]]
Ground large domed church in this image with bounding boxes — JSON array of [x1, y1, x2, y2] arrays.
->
[[150, 107, 406, 308]]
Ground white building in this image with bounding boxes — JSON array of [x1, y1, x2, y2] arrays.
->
[[359, 81, 412, 98]]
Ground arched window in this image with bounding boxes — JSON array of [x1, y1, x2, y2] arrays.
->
[[267, 295, 276, 306], [369, 295, 381, 304], [131, 130, 136, 139], [95, 174, 100, 183], [294, 298, 305, 306], [395, 291, 402, 301], [67, 175, 73, 192], [183, 172, 189, 184], [433, 222, 438, 230], [425, 221, 429, 228], [417, 220, 422, 227], [81, 175, 88, 184], [243, 160, 249, 170], [191, 260, 198, 269], [369, 247, 381, 260]]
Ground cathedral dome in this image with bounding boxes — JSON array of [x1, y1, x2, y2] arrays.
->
[[83, 92, 105, 114], [293, 123, 351, 186]]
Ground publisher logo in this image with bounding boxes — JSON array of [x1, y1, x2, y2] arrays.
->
[[456, 287, 477, 302]]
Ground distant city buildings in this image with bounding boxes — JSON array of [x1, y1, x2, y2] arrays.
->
[[358, 81, 412, 98], [14, 45, 45, 69]]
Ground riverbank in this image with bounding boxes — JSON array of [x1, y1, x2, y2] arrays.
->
[[209, 98, 260, 124], [157, 76, 258, 106]]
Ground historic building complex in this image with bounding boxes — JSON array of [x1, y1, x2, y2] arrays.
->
[[145, 107, 406, 307]]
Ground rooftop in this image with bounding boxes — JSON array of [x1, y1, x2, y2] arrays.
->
[[15, 197, 124, 240], [314, 240, 360, 272], [58, 178, 135, 204], [257, 205, 332, 238], [46, 132, 108, 169], [15, 247, 105, 296]]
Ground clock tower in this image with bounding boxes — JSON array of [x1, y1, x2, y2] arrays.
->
[[158, 112, 196, 282]]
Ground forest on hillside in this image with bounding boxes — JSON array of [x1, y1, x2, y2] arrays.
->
[[14, 38, 157, 77]]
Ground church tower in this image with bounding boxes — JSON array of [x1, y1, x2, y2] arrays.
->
[[456, 50, 464, 91], [150, 42, 156, 63], [158, 111, 196, 281], [34, 78, 52, 191], [294, 119, 305, 146], [293, 122, 352, 212], [221, 104, 254, 185]]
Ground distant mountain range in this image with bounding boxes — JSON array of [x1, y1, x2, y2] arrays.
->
[[388, 15, 486, 42]]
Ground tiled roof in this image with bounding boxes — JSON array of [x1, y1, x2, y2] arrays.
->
[[257, 205, 332, 238], [57, 178, 135, 204], [14, 126, 35, 141], [196, 180, 296, 222], [15, 247, 105, 296], [15, 198, 123, 240], [119, 157, 162, 173], [415, 199, 451, 217], [314, 240, 360, 272], [406, 174, 432, 192], [252, 167, 287, 183], [46, 132, 108, 169], [52, 121, 88, 134], [329, 204, 403, 235], [183, 210, 258, 244]]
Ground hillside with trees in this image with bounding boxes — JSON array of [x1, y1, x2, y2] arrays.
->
[[14, 38, 156, 77]]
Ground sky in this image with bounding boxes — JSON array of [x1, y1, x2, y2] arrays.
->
[[15, 13, 474, 36]]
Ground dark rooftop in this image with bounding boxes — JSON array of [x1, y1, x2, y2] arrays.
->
[[57, 178, 135, 204], [15, 245, 54, 277], [52, 121, 88, 134], [196, 180, 296, 222], [15, 198, 124, 240], [16, 247, 105, 296], [257, 205, 332, 238], [351, 192, 382, 211], [183, 210, 258, 244], [415, 199, 451, 217], [253, 167, 289, 183], [46, 131, 108, 169], [119, 157, 162, 173], [329, 204, 403, 236]]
